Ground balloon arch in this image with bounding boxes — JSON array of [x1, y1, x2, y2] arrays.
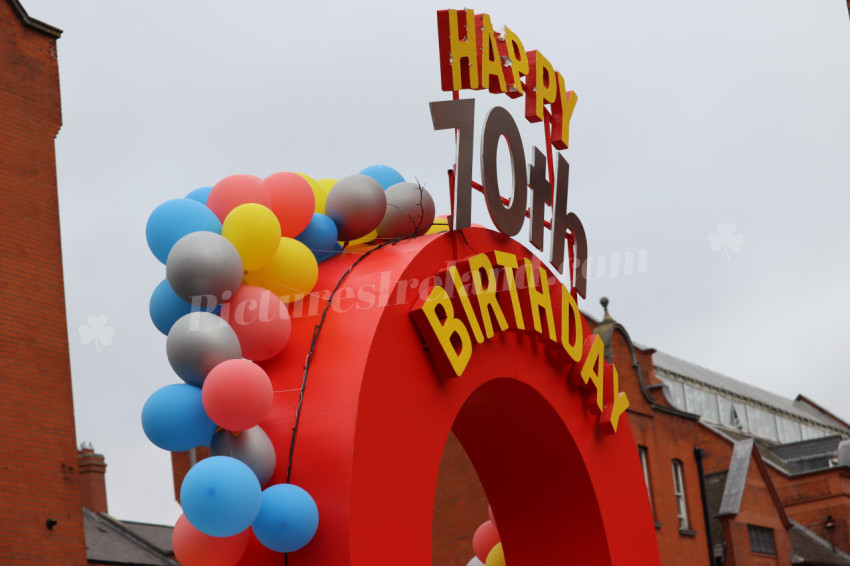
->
[[142, 169, 659, 565]]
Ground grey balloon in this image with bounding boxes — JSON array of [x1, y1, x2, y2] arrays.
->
[[324, 174, 387, 241], [376, 181, 436, 239], [166, 312, 242, 387], [165, 231, 243, 308], [210, 426, 276, 487]]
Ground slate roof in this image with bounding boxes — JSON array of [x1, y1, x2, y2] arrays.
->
[[717, 439, 755, 517], [771, 436, 843, 472], [704, 470, 727, 559], [705, 464, 850, 565], [119, 521, 174, 557], [652, 350, 850, 435], [84, 508, 177, 566], [789, 520, 850, 565], [701, 422, 801, 475]]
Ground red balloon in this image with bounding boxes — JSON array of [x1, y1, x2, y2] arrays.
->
[[235, 528, 282, 566], [202, 359, 273, 432], [472, 520, 500, 563], [208, 175, 272, 222], [263, 172, 316, 237], [172, 514, 249, 566], [220, 285, 292, 361]]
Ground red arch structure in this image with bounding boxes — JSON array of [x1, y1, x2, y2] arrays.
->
[[253, 227, 660, 565]]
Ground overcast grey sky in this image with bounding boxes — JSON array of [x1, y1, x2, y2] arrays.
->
[[21, 0, 850, 525]]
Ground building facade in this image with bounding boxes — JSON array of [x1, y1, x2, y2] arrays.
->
[[429, 300, 850, 565], [0, 1, 90, 564]]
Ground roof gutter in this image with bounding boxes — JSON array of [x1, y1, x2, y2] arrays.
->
[[694, 448, 715, 566]]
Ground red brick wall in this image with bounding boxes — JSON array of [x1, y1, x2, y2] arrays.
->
[[0, 2, 86, 564], [606, 326, 713, 566], [772, 469, 850, 554], [432, 432, 488, 564], [722, 461, 792, 566], [78, 448, 108, 514], [171, 447, 209, 504]]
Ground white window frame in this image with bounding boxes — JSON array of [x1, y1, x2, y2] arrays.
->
[[639, 446, 653, 512], [672, 460, 690, 530]]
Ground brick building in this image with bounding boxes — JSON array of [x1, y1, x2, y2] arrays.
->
[[79, 446, 177, 566], [427, 299, 850, 565], [0, 1, 89, 563], [0, 3, 176, 564]]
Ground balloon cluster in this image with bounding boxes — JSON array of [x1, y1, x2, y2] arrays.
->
[[468, 507, 504, 566], [141, 165, 436, 565]]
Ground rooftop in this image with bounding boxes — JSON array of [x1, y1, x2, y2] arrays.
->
[[83, 508, 176, 566]]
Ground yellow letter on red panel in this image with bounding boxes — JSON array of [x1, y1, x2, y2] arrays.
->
[[476, 14, 507, 94], [436, 9, 479, 91], [411, 286, 473, 377], [600, 363, 630, 434], [551, 72, 578, 149], [560, 284, 583, 362], [448, 265, 485, 344], [525, 50, 558, 123], [568, 334, 604, 414], [469, 253, 509, 339], [523, 259, 557, 342], [494, 250, 525, 331], [498, 26, 528, 98]]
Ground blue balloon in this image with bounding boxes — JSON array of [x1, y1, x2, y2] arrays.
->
[[141, 384, 217, 452], [295, 213, 339, 260], [185, 186, 213, 205], [146, 198, 222, 264], [315, 242, 343, 263], [181, 456, 262, 537], [252, 484, 319, 553], [358, 165, 404, 190], [149, 279, 217, 335]]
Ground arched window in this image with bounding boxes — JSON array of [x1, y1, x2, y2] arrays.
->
[[672, 459, 689, 530]]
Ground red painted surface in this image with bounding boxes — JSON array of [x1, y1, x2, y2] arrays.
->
[[253, 227, 659, 565]]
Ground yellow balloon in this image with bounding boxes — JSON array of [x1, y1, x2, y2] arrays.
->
[[316, 178, 338, 214], [485, 542, 505, 566], [244, 237, 318, 303], [425, 217, 450, 235], [296, 173, 327, 214], [221, 204, 281, 271]]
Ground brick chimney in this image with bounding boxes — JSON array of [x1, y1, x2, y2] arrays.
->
[[78, 444, 108, 513]]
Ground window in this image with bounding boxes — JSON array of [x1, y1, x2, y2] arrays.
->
[[777, 416, 802, 444], [748, 525, 776, 555], [639, 446, 653, 512], [732, 401, 749, 432], [748, 406, 778, 441], [718, 398, 751, 432], [685, 384, 701, 415], [700, 390, 719, 422], [802, 423, 827, 440], [662, 378, 685, 410], [672, 460, 689, 530]]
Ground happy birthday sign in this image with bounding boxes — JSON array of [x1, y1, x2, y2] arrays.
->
[[436, 9, 578, 149], [433, 10, 588, 298]]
